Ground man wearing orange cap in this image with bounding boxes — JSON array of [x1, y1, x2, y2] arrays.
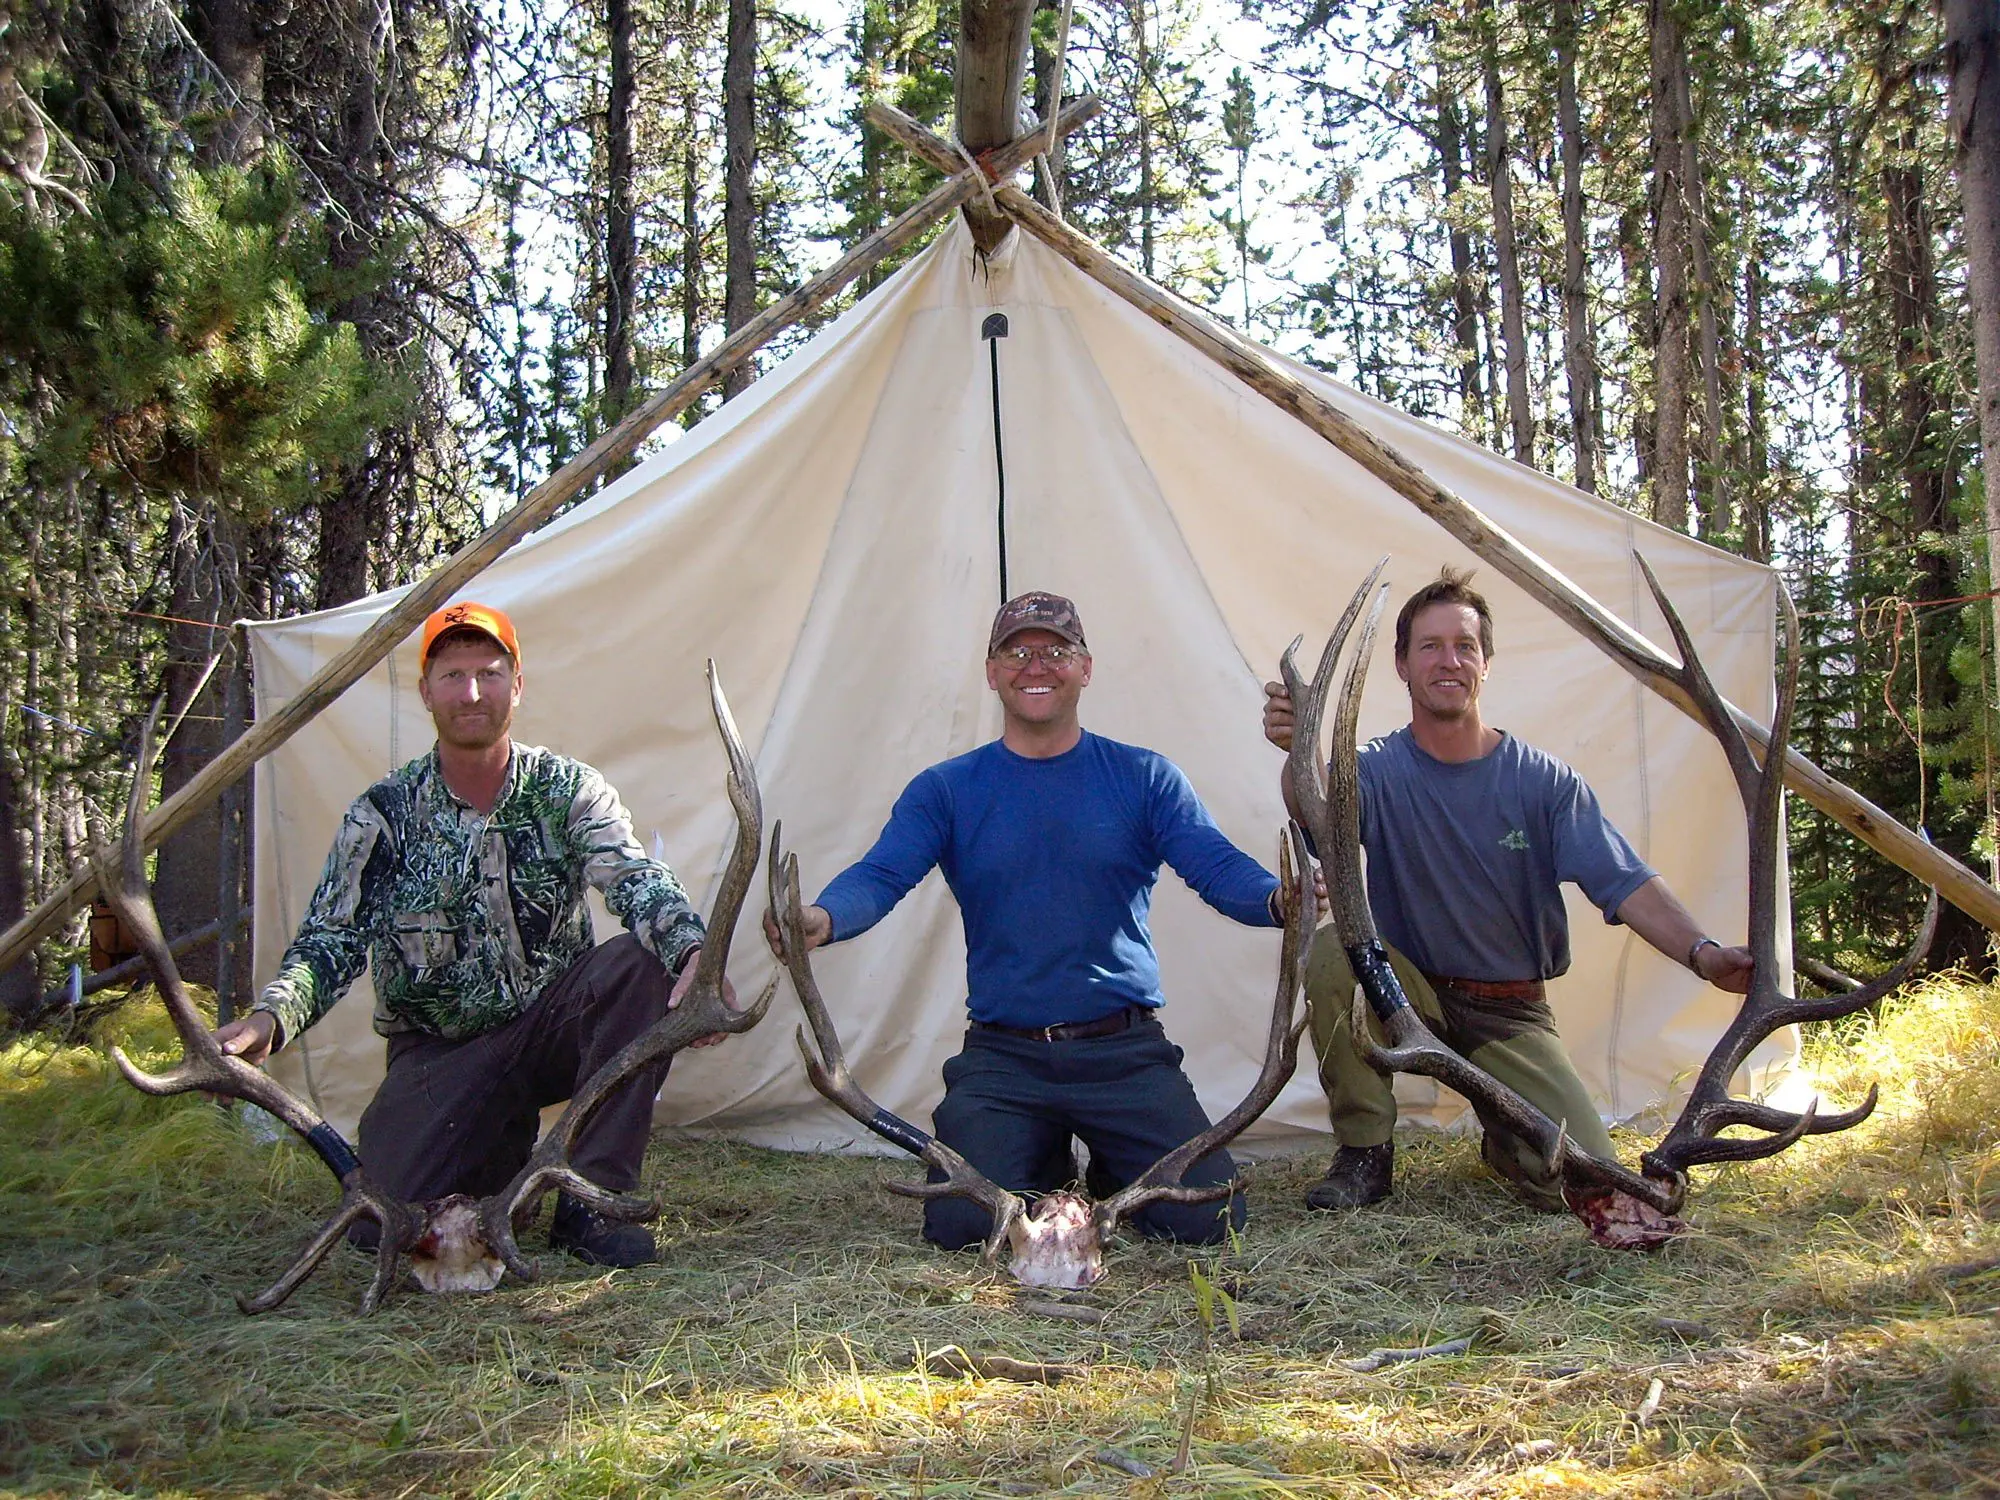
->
[[210, 602, 724, 1268]]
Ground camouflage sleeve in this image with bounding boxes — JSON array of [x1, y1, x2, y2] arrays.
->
[[254, 795, 390, 1048], [566, 766, 706, 974]]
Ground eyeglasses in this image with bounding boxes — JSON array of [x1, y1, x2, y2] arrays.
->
[[991, 643, 1087, 670]]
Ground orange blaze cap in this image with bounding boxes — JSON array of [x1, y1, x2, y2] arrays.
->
[[420, 601, 521, 667]]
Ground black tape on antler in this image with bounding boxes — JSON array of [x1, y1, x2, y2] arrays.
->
[[305, 1122, 362, 1180], [866, 1108, 936, 1158], [1347, 940, 1412, 1025]]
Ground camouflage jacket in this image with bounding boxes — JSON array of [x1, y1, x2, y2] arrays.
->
[[256, 743, 705, 1045]]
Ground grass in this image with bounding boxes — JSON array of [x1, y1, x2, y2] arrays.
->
[[2, 976, 1997, 1498]]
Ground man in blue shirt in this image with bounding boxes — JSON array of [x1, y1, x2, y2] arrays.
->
[[762, 591, 1288, 1249], [1262, 569, 1753, 1212]]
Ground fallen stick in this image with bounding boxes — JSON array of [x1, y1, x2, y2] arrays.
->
[[924, 1346, 1085, 1384], [1343, 1335, 1475, 1373], [1017, 1299, 1106, 1324], [1092, 1447, 1156, 1479]]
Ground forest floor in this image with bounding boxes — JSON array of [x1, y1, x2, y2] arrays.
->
[[2, 976, 1997, 1498]]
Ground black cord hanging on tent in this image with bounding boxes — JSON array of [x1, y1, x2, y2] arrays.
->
[[983, 312, 1011, 602]]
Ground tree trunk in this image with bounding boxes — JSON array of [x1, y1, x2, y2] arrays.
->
[[1553, 0, 1597, 493], [1480, 0, 1533, 466], [191, 0, 266, 163], [680, 0, 704, 412], [152, 508, 230, 986], [1741, 201, 1771, 561], [316, 23, 394, 605], [1649, 0, 1693, 530], [1884, 106, 1977, 970], [956, 0, 1037, 250], [721, 0, 756, 399], [1885, 122, 1952, 603], [1619, 198, 1657, 488], [0, 748, 34, 1020], [1032, 0, 1068, 211], [605, 0, 638, 421], [1130, 0, 1156, 278], [1948, 0, 2000, 821], [1437, 81, 1483, 424], [1678, 55, 1731, 541]]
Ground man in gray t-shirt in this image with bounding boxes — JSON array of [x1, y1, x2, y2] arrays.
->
[[1262, 568, 1753, 1212]]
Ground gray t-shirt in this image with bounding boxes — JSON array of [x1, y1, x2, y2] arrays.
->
[[1357, 727, 1654, 982]]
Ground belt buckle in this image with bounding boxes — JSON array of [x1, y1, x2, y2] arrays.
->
[[1040, 1021, 1063, 1043]]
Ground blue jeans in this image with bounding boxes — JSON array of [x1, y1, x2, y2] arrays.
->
[[923, 1012, 1247, 1249]]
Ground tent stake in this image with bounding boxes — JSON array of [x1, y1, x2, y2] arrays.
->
[[859, 98, 2000, 936], [0, 98, 1105, 978]]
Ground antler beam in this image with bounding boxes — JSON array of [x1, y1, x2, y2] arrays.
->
[[477, 664, 778, 1277], [1631, 557, 1935, 1193]]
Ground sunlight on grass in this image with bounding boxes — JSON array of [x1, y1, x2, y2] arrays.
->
[[3, 977, 1996, 1496]]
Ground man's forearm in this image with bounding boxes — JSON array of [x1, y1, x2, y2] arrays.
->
[[1617, 878, 1712, 969]]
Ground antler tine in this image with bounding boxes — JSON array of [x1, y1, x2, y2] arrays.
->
[[1632, 554, 1767, 813], [1097, 821, 1317, 1233], [96, 703, 427, 1313], [480, 664, 777, 1277], [687, 660, 762, 985], [767, 822, 1024, 1267], [1280, 557, 1393, 841], [1316, 577, 1392, 946], [1640, 570, 1931, 1194]]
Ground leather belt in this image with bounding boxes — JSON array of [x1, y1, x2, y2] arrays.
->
[[1424, 974, 1547, 1003], [970, 1005, 1145, 1043]]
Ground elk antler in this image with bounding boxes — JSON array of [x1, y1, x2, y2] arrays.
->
[[768, 817, 1318, 1285], [1093, 822, 1316, 1239], [1286, 569, 1689, 1229], [767, 822, 1028, 1267], [1631, 556, 1935, 1200], [98, 704, 427, 1315], [476, 662, 779, 1278]]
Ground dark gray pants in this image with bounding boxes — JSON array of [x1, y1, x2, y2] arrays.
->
[[923, 1013, 1247, 1250], [356, 934, 675, 1202]]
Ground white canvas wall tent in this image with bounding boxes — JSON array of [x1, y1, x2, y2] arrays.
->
[[248, 217, 1789, 1153]]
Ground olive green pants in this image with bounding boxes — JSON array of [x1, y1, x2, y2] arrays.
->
[[1304, 930, 1615, 1204]]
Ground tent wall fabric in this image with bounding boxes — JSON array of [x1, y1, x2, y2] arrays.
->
[[248, 220, 1784, 1154]]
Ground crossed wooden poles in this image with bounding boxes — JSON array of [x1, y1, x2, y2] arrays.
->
[[6, 88, 1995, 985]]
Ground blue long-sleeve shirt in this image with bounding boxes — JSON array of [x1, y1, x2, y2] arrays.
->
[[815, 731, 1282, 1028]]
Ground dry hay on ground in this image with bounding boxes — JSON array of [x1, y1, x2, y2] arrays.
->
[[2, 975, 1997, 1498]]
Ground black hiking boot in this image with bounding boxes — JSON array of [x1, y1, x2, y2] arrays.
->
[[1304, 1142, 1393, 1211], [550, 1193, 659, 1269]]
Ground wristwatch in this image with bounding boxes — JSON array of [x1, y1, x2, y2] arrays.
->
[[1686, 936, 1720, 973]]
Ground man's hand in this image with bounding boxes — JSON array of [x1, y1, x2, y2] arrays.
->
[[761, 902, 832, 961], [1262, 681, 1296, 752], [1693, 941, 1755, 995], [667, 947, 740, 1048], [1270, 866, 1330, 926], [212, 1010, 277, 1067]]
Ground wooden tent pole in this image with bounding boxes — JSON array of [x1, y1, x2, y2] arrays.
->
[[0, 99, 1104, 978], [861, 100, 2000, 935]]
